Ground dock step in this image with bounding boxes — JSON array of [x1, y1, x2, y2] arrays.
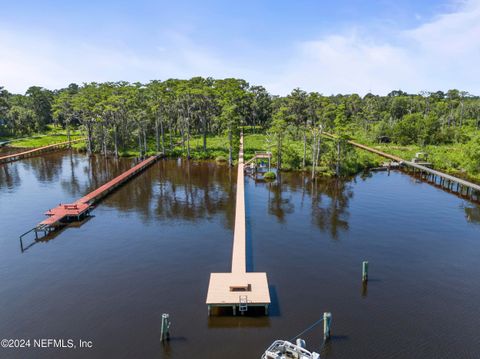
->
[[239, 295, 248, 312]]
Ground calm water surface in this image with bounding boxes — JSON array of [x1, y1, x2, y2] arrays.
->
[[0, 151, 479, 358]]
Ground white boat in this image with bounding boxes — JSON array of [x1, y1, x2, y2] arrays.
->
[[262, 339, 320, 359]]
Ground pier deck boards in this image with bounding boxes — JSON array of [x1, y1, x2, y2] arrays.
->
[[0, 139, 83, 164], [36, 156, 158, 232], [206, 134, 270, 315]]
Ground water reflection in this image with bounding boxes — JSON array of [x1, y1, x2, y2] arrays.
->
[[0, 163, 21, 189], [59, 152, 83, 197], [102, 159, 237, 228], [11, 157, 239, 250], [266, 173, 295, 223], [266, 172, 353, 238], [20, 154, 64, 183], [154, 160, 236, 228], [464, 205, 480, 224], [3, 153, 480, 359]]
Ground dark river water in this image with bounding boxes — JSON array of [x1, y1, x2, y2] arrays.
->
[[1, 151, 479, 359]]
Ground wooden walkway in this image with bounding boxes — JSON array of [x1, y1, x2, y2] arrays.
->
[[206, 134, 270, 315], [0, 138, 84, 164], [244, 151, 272, 166], [323, 132, 480, 200], [31, 156, 159, 237]]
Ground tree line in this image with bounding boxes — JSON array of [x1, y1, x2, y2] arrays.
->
[[1, 79, 479, 171]]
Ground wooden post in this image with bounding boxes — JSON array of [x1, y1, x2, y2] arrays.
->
[[323, 312, 332, 340], [362, 261, 369, 282], [160, 313, 170, 342]]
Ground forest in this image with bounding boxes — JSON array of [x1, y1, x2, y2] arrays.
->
[[1, 78, 480, 180]]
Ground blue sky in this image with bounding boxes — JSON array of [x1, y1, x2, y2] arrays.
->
[[1, 0, 479, 95]]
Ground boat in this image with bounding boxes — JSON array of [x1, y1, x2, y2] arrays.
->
[[262, 339, 320, 359]]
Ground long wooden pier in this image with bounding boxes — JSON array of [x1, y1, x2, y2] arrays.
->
[[206, 134, 270, 316], [30, 156, 159, 238], [323, 132, 480, 200], [0, 138, 84, 165]]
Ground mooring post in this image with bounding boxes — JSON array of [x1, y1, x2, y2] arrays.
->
[[362, 261, 369, 282], [323, 312, 332, 340], [160, 313, 171, 342]]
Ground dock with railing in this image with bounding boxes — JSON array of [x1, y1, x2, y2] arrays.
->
[[322, 132, 480, 201]]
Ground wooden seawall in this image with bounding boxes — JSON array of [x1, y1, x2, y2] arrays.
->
[[0, 139, 84, 164], [206, 134, 270, 316]]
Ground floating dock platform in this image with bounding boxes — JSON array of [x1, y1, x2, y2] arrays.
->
[[0, 138, 83, 164], [206, 134, 270, 315]]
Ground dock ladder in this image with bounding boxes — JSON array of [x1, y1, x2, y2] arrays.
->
[[239, 295, 248, 313]]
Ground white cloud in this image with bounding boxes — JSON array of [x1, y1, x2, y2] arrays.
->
[[1, 0, 480, 96], [0, 28, 236, 93], [265, 32, 417, 95], [267, 0, 480, 95]]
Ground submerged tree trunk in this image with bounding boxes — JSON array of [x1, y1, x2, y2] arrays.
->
[[302, 130, 307, 168], [186, 121, 191, 159], [203, 118, 207, 152], [228, 128, 233, 166], [181, 127, 185, 153], [103, 125, 109, 157], [311, 132, 317, 180], [138, 131, 142, 158], [160, 118, 165, 153], [277, 136, 282, 170], [336, 140, 341, 177], [114, 125, 118, 158], [86, 123, 93, 156], [67, 123, 71, 143], [143, 128, 147, 155], [155, 118, 159, 153], [316, 136, 321, 172]]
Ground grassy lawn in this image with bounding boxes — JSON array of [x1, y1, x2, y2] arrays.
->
[[9, 125, 477, 182], [4, 126, 84, 149], [166, 134, 267, 160]]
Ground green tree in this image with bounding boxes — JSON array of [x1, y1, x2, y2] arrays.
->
[[25, 86, 54, 131]]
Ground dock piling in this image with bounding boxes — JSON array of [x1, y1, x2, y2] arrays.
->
[[362, 261, 369, 282], [323, 312, 332, 341], [160, 313, 171, 342]]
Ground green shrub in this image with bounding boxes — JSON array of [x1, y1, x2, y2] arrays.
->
[[264, 171, 276, 180]]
